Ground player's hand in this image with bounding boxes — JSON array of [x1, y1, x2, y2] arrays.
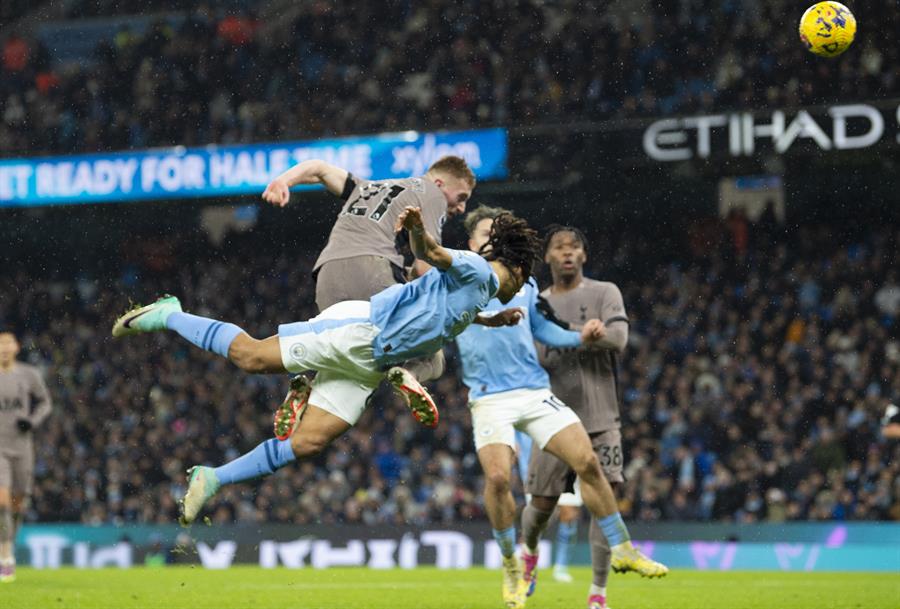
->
[[580, 319, 606, 343], [262, 178, 291, 207], [16, 418, 33, 433], [396, 206, 424, 233], [478, 307, 524, 327]]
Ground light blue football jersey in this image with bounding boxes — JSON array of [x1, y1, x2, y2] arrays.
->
[[370, 249, 499, 366], [455, 278, 581, 401]]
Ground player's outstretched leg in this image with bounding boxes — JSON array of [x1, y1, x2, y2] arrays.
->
[[179, 404, 350, 525], [273, 375, 312, 440], [113, 296, 286, 374], [180, 466, 222, 526], [387, 367, 439, 428], [543, 424, 668, 579], [112, 295, 183, 337]]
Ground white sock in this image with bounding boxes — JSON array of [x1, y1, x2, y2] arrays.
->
[[589, 584, 607, 597]]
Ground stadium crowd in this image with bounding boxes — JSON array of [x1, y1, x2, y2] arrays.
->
[[2, 0, 900, 156], [3, 214, 898, 527]]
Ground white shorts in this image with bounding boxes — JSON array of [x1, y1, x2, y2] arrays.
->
[[278, 301, 384, 425], [469, 388, 581, 452]]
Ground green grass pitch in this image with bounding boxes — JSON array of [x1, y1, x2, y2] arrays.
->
[[3, 567, 898, 609]]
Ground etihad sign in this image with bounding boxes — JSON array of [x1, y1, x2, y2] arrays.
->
[[643, 103, 897, 161]]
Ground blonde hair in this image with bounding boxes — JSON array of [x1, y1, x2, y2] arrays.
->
[[426, 156, 476, 188]]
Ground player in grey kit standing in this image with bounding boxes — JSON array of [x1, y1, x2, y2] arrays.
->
[[261, 156, 475, 437], [0, 329, 52, 583], [520, 226, 646, 609]]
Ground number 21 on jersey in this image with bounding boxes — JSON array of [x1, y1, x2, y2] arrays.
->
[[343, 182, 406, 222]]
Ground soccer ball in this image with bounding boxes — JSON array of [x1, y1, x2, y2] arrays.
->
[[799, 2, 857, 57]]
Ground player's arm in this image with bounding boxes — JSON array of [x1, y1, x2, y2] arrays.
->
[[20, 368, 52, 432], [261, 160, 350, 207], [592, 318, 628, 352], [396, 206, 452, 270], [531, 291, 607, 347], [531, 291, 582, 348], [593, 284, 629, 352], [409, 259, 433, 279], [473, 308, 524, 327], [408, 190, 446, 278]]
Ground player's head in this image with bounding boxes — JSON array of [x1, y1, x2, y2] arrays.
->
[[0, 328, 20, 367], [463, 205, 513, 253], [482, 213, 542, 303], [544, 225, 589, 281], [425, 156, 476, 218]]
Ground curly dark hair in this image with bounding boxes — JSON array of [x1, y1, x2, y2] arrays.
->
[[480, 213, 543, 278], [542, 224, 589, 255]]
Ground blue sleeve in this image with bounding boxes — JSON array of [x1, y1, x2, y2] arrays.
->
[[529, 282, 581, 348], [446, 249, 492, 284]]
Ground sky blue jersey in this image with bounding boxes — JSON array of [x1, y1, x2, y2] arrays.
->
[[455, 278, 582, 401], [370, 249, 499, 366]]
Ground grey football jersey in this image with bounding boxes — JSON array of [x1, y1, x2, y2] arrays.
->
[[0, 363, 52, 453], [314, 174, 446, 272], [538, 279, 628, 433]]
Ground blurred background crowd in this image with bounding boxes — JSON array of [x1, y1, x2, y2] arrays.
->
[[4, 208, 898, 527], [1, 0, 898, 532], [2, 0, 899, 156]]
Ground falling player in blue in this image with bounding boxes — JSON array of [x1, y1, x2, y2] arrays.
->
[[111, 207, 537, 525], [454, 207, 668, 609]]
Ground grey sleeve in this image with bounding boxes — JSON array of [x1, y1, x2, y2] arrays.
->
[[28, 368, 53, 428], [596, 322, 628, 352], [420, 191, 445, 246], [592, 284, 629, 353]]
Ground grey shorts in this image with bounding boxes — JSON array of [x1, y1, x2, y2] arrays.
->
[[526, 428, 624, 497], [314, 256, 405, 312], [0, 450, 34, 495]]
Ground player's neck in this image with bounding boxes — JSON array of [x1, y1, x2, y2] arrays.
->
[[489, 261, 514, 300], [0, 360, 15, 372], [551, 272, 583, 293]]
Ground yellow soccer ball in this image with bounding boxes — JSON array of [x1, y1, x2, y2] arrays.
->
[[799, 2, 857, 57]]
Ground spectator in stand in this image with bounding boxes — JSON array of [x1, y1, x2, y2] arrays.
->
[[2, 2, 899, 156]]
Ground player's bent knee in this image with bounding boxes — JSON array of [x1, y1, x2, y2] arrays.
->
[[484, 468, 512, 494], [573, 452, 603, 481]]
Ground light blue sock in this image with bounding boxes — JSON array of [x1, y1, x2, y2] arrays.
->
[[166, 312, 244, 358], [492, 526, 517, 559], [554, 520, 578, 569], [213, 438, 296, 485], [596, 513, 630, 547]]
